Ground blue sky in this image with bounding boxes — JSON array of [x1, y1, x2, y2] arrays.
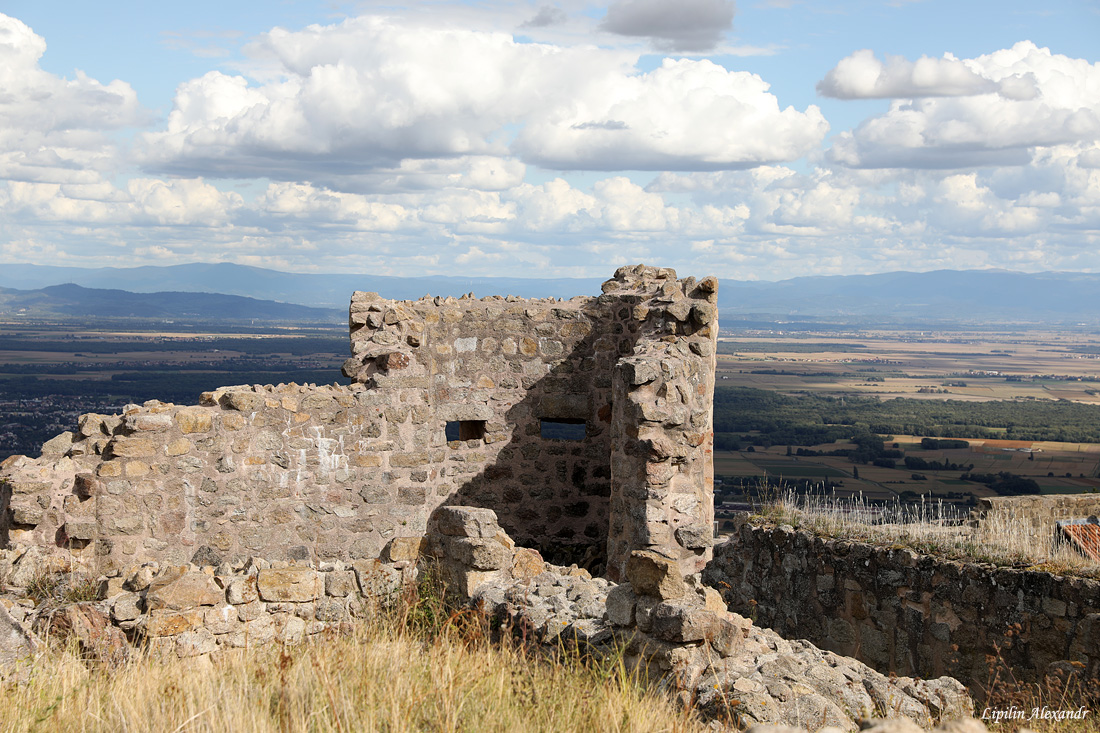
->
[[0, 0, 1098, 280]]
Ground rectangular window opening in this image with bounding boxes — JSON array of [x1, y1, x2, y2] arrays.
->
[[540, 418, 587, 441], [446, 420, 486, 442]]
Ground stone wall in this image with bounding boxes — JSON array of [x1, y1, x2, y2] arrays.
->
[[702, 523, 1100, 691], [970, 495, 1100, 541], [0, 384, 436, 572], [1, 506, 974, 733], [1, 535, 418, 662], [0, 265, 717, 581]]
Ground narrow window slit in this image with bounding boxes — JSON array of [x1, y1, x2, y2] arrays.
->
[[540, 418, 586, 441], [446, 420, 486, 442]]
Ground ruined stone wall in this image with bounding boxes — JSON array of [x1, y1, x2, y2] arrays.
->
[[340, 288, 620, 556], [971, 495, 1100, 540], [0, 265, 718, 579], [1, 384, 433, 573], [339, 264, 717, 575], [703, 524, 1100, 692]]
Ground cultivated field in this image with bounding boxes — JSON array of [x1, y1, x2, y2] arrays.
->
[[717, 328, 1100, 403], [715, 440, 1100, 507]]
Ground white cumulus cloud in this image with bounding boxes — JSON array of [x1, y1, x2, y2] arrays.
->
[[0, 13, 144, 184], [817, 49, 997, 99], [825, 42, 1100, 169], [138, 16, 826, 187], [514, 58, 828, 171]]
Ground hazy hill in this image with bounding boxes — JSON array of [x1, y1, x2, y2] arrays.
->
[[1, 263, 1099, 325], [724, 269, 1100, 323], [0, 283, 343, 323], [0, 263, 603, 310]]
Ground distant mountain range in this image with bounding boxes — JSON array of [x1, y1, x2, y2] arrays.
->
[[0, 283, 343, 323], [724, 270, 1100, 324], [0, 263, 603, 310], [0, 263, 1098, 325]]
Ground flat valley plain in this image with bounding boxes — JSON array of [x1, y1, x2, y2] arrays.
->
[[713, 326, 1100, 518], [717, 327, 1100, 402]]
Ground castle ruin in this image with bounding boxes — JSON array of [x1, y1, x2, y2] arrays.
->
[[0, 266, 1000, 729], [0, 264, 718, 583]]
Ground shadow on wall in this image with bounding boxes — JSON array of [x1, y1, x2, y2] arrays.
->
[[343, 264, 719, 580], [441, 294, 641, 575]]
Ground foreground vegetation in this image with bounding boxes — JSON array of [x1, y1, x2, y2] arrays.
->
[[0, 581, 708, 733]]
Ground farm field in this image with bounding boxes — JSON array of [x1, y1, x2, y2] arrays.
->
[[716, 328, 1100, 403], [714, 436, 1100, 519]]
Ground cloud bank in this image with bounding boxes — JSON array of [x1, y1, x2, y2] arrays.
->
[[0, 10, 1097, 281], [136, 16, 825, 187]]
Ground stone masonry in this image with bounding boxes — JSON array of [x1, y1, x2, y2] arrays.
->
[[704, 522, 1100, 693], [0, 265, 717, 583], [0, 268, 993, 731]]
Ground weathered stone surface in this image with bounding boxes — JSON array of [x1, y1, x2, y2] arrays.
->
[[625, 550, 687, 600], [124, 564, 158, 592], [511, 547, 545, 580], [449, 538, 511, 571], [0, 265, 725, 675], [674, 523, 713, 550], [190, 546, 224, 568], [324, 570, 358, 598], [175, 628, 218, 657], [9, 546, 68, 588], [40, 603, 128, 664], [175, 409, 213, 434], [107, 437, 157, 458], [0, 603, 37, 670], [384, 537, 424, 563], [430, 507, 501, 538], [145, 608, 206, 637], [41, 431, 74, 457], [110, 593, 142, 622], [256, 569, 323, 603], [351, 562, 397, 600], [221, 391, 264, 412], [145, 571, 226, 611], [651, 600, 722, 642], [226, 576, 258, 605], [606, 583, 637, 626], [471, 540, 970, 733], [705, 524, 1100, 693], [130, 413, 173, 432]]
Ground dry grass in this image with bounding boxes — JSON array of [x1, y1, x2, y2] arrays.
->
[[752, 488, 1100, 577], [0, 579, 709, 733]]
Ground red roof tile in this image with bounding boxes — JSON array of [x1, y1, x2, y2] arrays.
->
[[1061, 522, 1100, 562]]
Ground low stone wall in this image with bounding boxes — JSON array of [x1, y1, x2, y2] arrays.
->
[[1, 541, 420, 662], [0, 384, 442, 572], [702, 523, 1100, 691], [971, 495, 1100, 540]]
